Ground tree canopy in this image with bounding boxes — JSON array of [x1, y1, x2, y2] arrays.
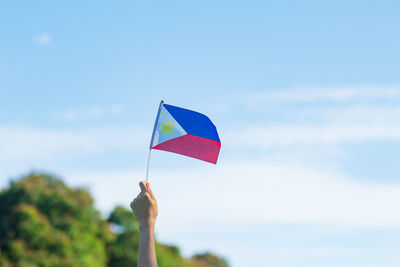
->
[[0, 173, 228, 267]]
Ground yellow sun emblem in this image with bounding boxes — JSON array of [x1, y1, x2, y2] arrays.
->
[[159, 120, 176, 136]]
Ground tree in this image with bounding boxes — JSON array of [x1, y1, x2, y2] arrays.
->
[[0, 173, 114, 267], [107, 206, 140, 266], [0, 172, 229, 267], [190, 252, 229, 267], [107, 206, 192, 267]]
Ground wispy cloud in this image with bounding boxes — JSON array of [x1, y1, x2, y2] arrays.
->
[[51, 105, 124, 121], [2, 86, 400, 267], [68, 160, 400, 228], [4, 87, 400, 165], [3, 87, 400, 164], [224, 122, 400, 148], [0, 125, 146, 164], [35, 33, 52, 46], [220, 87, 400, 148], [245, 86, 400, 106]]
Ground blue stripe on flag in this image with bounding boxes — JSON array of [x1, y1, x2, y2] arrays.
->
[[163, 104, 220, 142]]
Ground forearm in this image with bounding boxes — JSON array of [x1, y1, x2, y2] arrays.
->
[[132, 181, 158, 267], [138, 226, 157, 267]]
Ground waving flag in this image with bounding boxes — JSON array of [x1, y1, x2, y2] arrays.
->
[[149, 101, 221, 164]]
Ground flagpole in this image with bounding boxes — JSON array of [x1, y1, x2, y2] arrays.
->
[[146, 100, 164, 182], [145, 148, 152, 182]]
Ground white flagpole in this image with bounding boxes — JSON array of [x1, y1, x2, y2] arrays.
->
[[146, 100, 164, 182], [145, 148, 152, 182]]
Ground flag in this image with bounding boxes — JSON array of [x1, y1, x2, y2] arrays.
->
[[149, 101, 221, 164]]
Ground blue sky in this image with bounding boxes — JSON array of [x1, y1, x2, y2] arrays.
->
[[1, 1, 400, 266]]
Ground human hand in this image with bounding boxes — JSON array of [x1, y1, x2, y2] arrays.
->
[[130, 181, 158, 231]]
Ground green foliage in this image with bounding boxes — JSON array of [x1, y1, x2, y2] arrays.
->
[[156, 242, 192, 267], [0, 173, 113, 267], [0, 172, 229, 267], [0, 250, 11, 267], [107, 206, 192, 267], [107, 206, 140, 267], [190, 252, 229, 267]]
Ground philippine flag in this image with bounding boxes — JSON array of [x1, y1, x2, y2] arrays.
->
[[149, 101, 221, 164]]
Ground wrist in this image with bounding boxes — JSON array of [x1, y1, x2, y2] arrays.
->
[[139, 219, 156, 232]]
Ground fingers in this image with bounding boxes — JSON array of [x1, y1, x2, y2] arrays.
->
[[143, 192, 151, 200], [145, 183, 156, 199], [130, 191, 152, 209], [139, 181, 148, 193], [139, 181, 156, 199]]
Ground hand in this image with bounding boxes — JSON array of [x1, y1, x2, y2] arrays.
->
[[130, 181, 158, 230]]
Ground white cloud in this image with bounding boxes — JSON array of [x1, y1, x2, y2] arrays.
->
[[0, 125, 147, 164], [245, 86, 400, 106], [221, 87, 400, 148], [3, 86, 400, 169], [3, 87, 400, 168], [35, 33, 52, 46], [51, 105, 124, 121], [110, 105, 123, 115], [67, 160, 400, 228], [224, 122, 400, 148], [3, 86, 400, 266], [62, 108, 103, 121], [3, 86, 400, 226]]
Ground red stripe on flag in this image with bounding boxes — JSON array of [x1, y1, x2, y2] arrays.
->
[[153, 134, 221, 164]]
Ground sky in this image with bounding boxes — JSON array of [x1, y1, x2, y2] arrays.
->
[[1, 1, 400, 266]]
